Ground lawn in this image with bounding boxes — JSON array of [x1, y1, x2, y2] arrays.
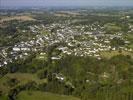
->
[[100, 50, 131, 59], [129, 44, 133, 49], [0, 73, 47, 94], [16, 91, 80, 100], [0, 95, 8, 100]]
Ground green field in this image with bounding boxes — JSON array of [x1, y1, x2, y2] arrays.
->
[[16, 91, 80, 100], [0, 73, 47, 94], [100, 50, 131, 59]]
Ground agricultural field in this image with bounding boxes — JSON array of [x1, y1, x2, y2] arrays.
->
[[0, 15, 35, 23], [17, 91, 80, 100]]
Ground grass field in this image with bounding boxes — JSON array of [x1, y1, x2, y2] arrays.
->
[[100, 50, 131, 59], [0, 73, 80, 100], [126, 33, 133, 49], [16, 91, 80, 100], [0, 73, 47, 94], [129, 44, 133, 49], [0, 96, 8, 100]]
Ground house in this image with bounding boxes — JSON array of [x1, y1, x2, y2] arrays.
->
[[13, 47, 21, 51], [51, 57, 61, 60]]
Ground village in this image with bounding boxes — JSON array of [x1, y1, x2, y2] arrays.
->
[[0, 21, 133, 67], [1, 6, 133, 100]]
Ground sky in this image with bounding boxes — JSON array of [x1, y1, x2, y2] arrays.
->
[[1, 0, 133, 7]]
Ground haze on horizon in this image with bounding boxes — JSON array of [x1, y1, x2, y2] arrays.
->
[[1, 0, 133, 8]]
